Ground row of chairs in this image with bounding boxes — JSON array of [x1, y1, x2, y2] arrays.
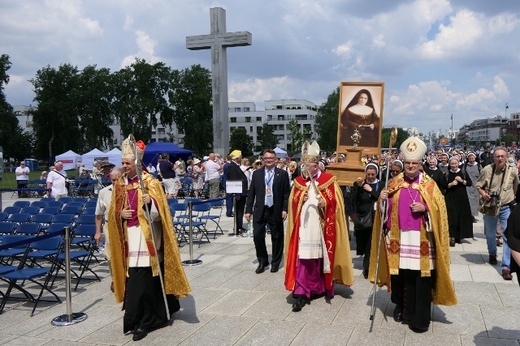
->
[[0, 210, 96, 225], [10, 198, 98, 209], [0, 213, 95, 234], [0, 223, 100, 315], [11, 179, 47, 198], [169, 199, 225, 247]]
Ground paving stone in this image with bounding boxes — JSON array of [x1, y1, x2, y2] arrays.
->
[[291, 323, 354, 346], [469, 265, 507, 283], [452, 281, 501, 306], [0, 335, 53, 346], [188, 267, 242, 288], [432, 304, 485, 335], [346, 326, 405, 345], [182, 287, 230, 313], [462, 334, 520, 346], [494, 282, 520, 306], [202, 289, 266, 316], [450, 264, 473, 281], [235, 319, 304, 346], [405, 331, 461, 345], [481, 306, 520, 340], [178, 315, 257, 345]]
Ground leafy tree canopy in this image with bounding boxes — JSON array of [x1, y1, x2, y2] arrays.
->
[[229, 127, 253, 157], [315, 87, 339, 153]]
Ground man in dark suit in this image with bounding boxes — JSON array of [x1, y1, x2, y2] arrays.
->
[[226, 150, 249, 236], [245, 149, 290, 274]]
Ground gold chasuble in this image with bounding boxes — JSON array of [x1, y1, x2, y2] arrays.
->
[[108, 171, 190, 303], [369, 173, 457, 306]]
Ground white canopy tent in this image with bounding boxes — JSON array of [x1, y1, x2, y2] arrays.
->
[[105, 148, 122, 167], [273, 147, 288, 159], [81, 148, 106, 169], [55, 150, 81, 170]]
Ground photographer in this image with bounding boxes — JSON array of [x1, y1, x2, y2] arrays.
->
[[476, 148, 519, 280]]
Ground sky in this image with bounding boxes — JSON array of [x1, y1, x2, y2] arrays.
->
[[1, 0, 519, 135]]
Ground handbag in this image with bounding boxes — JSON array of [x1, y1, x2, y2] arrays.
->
[[354, 211, 374, 229]]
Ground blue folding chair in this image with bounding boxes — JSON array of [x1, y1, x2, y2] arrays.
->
[[7, 213, 31, 224], [58, 197, 72, 204], [41, 206, 61, 215], [0, 234, 29, 265], [60, 224, 100, 290], [0, 223, 17, 236], [0, 235, 63, 315], [51, 214, 76, 225], [30, 213, 54, 228], [15, 223, 42, 236], [180, 202, 211, 247], [30, 201, 47, 209], [81, 207, 96, 215], [199, 199, 224, 238], [0, 212, 8, 222], [21, 206, 40, 215], [13, 201, 30, 209], [46, 201, 64, 209], [60, 205, 83, 216], [3, 207, 21, 216], [84, 200, 98, 208], [75, 214, 95, 226]]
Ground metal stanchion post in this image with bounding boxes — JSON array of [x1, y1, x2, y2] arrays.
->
[[52, 227, 88, 326], [182, 200, 202, 266]]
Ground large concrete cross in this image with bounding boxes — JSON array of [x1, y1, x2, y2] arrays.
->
[[186, 7, 252, 156]]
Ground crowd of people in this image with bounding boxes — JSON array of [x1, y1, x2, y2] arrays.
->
[[42, 134, 520, 340]]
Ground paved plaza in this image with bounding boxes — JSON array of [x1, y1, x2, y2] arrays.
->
[[0, 192, 519, 345]]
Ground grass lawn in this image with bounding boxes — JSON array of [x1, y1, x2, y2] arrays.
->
[[0, 170, 76, 190]]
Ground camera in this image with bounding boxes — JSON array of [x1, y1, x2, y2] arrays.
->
[[489, 191, 500, 207]]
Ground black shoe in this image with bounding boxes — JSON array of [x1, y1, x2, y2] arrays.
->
[[255, 263, 267, 274], [132, 328, 148, 341], [226, 213, 234, 217], [292, 297, 306, 312], [489, 255, 498, 265], [393, 306, 403, 322], [363, 269, 368, 279], [449, 237, 455, 247], [270, 265, 279, 273]]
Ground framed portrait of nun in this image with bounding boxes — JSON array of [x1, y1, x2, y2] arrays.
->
[[336, 82, 384, 157]]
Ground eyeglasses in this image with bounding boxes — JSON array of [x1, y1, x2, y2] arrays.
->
[[262, 157, 276, 161], [390, 169, 400, 173], [404, 161, 420, 166]]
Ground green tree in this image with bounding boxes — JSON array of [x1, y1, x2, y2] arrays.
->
[[169, 65, 212, 156], [380, 127, 409, 149], [288, 118, 305, 155], [112, 58, 175, 142], [315, 87, 339, 153], [75, 65, 115, 151], [229, 127, 253, 157], [31, 64, 89, 163], [500, 134, 517, 147], [256, 122, 277, 152], [0, 54, 34, 161]]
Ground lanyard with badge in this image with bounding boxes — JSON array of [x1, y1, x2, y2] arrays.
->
[[265, 170, 274, 200]]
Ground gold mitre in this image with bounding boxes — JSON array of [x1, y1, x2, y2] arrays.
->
[[121, 135, 145, 161], [400, 136, 427, 162], [301, 140, 320, 163]]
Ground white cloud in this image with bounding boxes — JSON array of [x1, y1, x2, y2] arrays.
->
[[121, 31, 160, 68]]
